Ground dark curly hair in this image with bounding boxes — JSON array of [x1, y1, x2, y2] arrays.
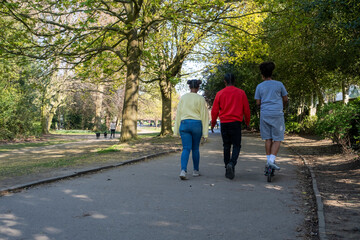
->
[[259, 62, 275, 78], [224, 73, 235, 85], [187, 79, 202, 89]]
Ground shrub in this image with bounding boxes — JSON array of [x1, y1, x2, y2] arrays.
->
[[300, 115, 317, 134], [250, 115, 260, 130], [286, 120, 301, 133], [0, 128, 15, 140], [285, 114, 317, 134], [316, 99, 360, 151]]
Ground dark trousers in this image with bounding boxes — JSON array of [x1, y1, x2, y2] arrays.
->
[[220, 121, 242, 167], [110, 129, 115, 138]]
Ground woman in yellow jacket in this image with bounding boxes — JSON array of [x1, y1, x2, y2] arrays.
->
[[174, 80, 209, 180]]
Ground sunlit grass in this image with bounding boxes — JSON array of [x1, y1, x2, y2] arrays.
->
[[50, 130, 95, 135], [0, 154, 89, 177], [137, 132, 160, 138], [96, 133, 161, 152], [0, 134, 182, 181], [137, 127, 160, 133], [0, 140, 76, 152], [97, 145, 123, 153], [52, 128, 161, 135]]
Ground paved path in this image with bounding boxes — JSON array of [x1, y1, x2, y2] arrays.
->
[[0, 132, 304, 240]]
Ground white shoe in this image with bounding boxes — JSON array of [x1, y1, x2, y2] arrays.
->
[[193, 170, 200, 177], [179, 170, 187, 180], [268, 162, 280, 170]]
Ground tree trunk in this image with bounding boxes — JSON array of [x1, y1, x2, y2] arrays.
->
[[309, 93, 317, 116], [93, 85, 104, 132], [81, 102, 86, 130], [41, 105, 50, 134], [41, 100, 56, 134], [120, 31, 140, 142], [46, 112, 54, 132], [311, 77, 324, 109], [116, 88, 124, 132], [116, 107, 122, 132], [159, 76, 173, 136], [57, 110, 62, 130], [342, 80, 349, 105], [297, 97, 305, 122]]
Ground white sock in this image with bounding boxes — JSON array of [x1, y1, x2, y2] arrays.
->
[[266, 155, 270, 164], [269, 154, 276, 164]]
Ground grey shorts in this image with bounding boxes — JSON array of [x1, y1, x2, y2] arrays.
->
[[260, 114, 285, 141]]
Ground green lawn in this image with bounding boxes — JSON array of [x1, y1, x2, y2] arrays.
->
[[0, 133, 181, 181], [50, 130, 95, 135], [0, 140, 77, 152]]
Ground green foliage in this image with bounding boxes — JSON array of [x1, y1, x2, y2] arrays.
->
[[0, 58, 42, 140], [1, 0, 358, 144], [300, 115, 318, 134], [257, 0, 360, 110], [285, 115, 317, 134], [138, 85, 162, 122], [55, 92, 96, 131], [316, 99, 360, 150], [214, 1, 268, 65], [99, 123, 108, 132], [249, 114, 260, 130], [285, 115, 301, 134]]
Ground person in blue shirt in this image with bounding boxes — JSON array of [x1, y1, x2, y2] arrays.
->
[[255, 62, 288, 170]]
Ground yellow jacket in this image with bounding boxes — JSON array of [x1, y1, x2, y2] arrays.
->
[[174, 93, 209, 138]]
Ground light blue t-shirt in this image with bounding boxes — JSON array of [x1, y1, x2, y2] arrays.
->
[[254, 80, 288, 116]]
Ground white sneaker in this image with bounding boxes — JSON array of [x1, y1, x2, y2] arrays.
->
[[179, 170, 187, 180], [268, 162, 281, 170], [193, 170, 200, 177]]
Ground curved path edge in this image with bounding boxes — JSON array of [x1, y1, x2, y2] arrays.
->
[[0, 148, 181, 196], [285, 143, 327, 240]]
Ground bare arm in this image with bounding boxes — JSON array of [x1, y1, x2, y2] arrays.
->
[[282, 95, 288, 109], [256, 99, 261, 108]]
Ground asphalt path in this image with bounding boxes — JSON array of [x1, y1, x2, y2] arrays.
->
[[0, 132, 304, 240]]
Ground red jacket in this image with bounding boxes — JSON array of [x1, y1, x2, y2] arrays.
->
[[211, 86, 251, 127]]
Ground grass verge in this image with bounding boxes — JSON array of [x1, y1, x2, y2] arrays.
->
[[0, 134, 181, 183], [50, 130, 95, 135], [0, 140, 77, 152]]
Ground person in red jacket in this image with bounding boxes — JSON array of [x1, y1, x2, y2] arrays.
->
[[211, 73, 251, 180]]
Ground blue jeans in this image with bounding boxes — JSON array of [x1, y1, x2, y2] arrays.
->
[[179, 119, 202, 172]]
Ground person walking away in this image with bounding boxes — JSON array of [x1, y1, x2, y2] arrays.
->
[[110, 122, 116, 139], [254, 62, 288, 170], [174, 80, 209, 180], [211, 73, 251, 180]]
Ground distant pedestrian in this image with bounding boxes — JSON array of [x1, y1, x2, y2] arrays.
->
[[174, 80, 209, 180], [211, 73, 251, 180], [110, 122, 116, 139], [254, 62, 288, 170]]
